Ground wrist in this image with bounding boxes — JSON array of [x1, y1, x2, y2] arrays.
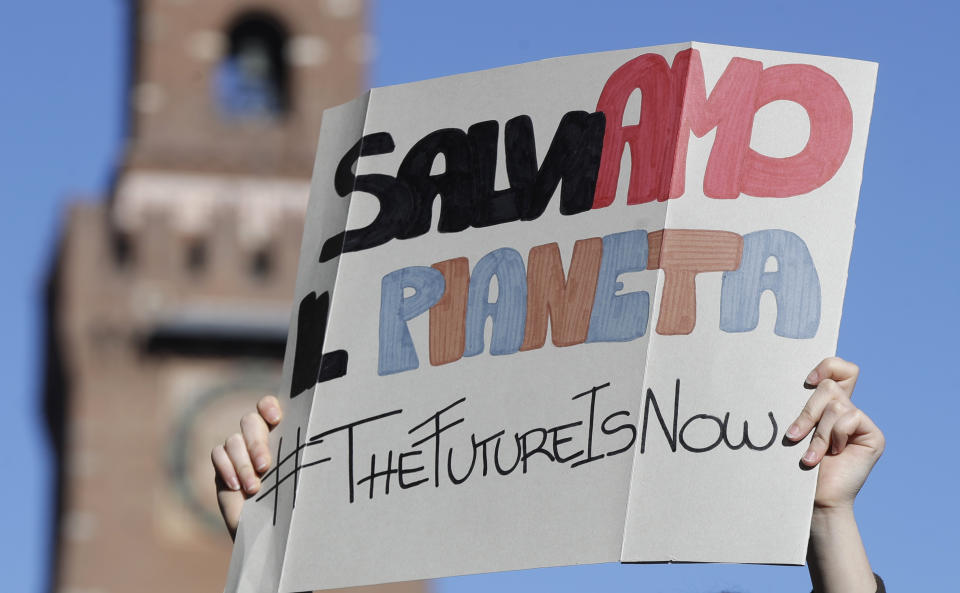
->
[[810, 505, 856, 538], [812, 503, 855, 518]]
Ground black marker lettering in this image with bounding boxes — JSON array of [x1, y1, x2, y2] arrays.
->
[[493, 432, 522, 476], [398, 450, 428, 489], [324, 110, 608, 260], [320, 132, 412, 262], [679, 413, 725, 453], [447, 436, 478, 485], [398, 129, 476, 238], [311, 408, 403, 503], [473, 430, 505, 476], [641, 380, 680, 453], [571, 383, 609, 468], [600, 410, 637, 457], [357, 450, 398, 499], [722, 411, 779, 451], [519, 428, 555, 473], [409, 397, 467, 487], [548, 421, 584, 464]]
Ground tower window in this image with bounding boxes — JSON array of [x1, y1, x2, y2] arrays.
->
[[216, 11, 290, 119], [112, 231, 135, 270], [185, 240, 207, 274], [250, 247, 273, 280]]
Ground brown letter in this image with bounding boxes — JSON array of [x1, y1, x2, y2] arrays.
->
[[648, 230, 743, 335], [521, 238, 603, 350], [429, 258, 470, 365]]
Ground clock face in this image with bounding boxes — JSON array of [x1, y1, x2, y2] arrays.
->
[[168, 372, 279, 533]]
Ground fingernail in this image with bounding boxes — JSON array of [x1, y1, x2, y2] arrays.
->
[[265, 408, 281, 423], [255, 455, 269, 472], [805, 369, 819, 384], [229, 477, 241, 491], [786, 424, 801, 439], [803, 450, 817, 464], [244, 477, 259, 492]]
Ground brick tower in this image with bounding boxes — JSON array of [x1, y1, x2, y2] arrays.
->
[[43, 2, 426, 592]]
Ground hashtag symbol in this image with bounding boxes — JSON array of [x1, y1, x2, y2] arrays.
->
[[255, 425, 331, 526]]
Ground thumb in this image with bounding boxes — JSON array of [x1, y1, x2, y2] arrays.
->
[[806, 357, 859, 391]]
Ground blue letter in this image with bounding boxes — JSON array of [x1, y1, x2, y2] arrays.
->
[[464, 248, 527, 356], [379, 266, 445, 375], [587, 229, 649, 342], [720, 229, 820, 339]]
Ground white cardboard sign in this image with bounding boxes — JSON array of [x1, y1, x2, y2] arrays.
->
[[224, 42, 877, 593]]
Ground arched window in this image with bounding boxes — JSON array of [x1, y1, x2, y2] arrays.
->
[[216, 11, 290, 119]]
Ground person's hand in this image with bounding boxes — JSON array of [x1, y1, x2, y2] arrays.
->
[[785, 357, 884, 511], [210, 395, 283, 539], [790, 359, 885, 592]]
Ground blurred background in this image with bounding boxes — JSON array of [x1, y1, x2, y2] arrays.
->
[[1, 1, 957, 593]]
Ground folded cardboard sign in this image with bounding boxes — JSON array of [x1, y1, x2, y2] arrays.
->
[[224, 42, 877, 593]]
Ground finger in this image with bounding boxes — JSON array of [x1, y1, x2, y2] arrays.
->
[[211, 444, 241, 492], [225, 433, 260, 495], [802, 399, 852, 466], [786, 378, 846, 441], [806, 357, 859, 391], [841, 407, 886, 455], [215, 474, 244, 540], [241, 412, 272, 474], [829, 408, 862, 455], [257, 395, 283, 427]]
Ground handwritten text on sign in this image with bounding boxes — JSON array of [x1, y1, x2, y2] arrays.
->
[[259, 379, 778, 514]]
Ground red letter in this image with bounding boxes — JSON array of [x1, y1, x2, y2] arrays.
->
[[670, 50, 762, 199], [740, 64, 853, 197], [593, 53, 685, 208], [597, 48, 855, 204]]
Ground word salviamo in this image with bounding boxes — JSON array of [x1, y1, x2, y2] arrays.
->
[[225, 42, 876, 593]]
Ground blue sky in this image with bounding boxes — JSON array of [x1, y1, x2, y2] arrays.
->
[[2, 1, 957, 592]]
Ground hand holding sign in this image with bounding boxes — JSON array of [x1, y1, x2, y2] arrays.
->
[[784, 357, 885, 593], [785, 357, 885, 510], [211, 396, 283, 539]]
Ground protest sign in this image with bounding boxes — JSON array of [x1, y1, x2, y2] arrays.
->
[[224, 42, 877, 592]]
